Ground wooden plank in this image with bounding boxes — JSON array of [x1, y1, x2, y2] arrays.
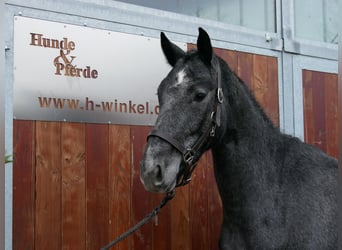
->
[[131, 126, 153, 250], [170, 185, 191, 250], [108, 125, 131, 250], [266, 56, 279, 126], [61, 123, 86, 249], [253, 54, 268, 111], [190, 154, 208, 250], [213, 48, 224, 61], [324, 73, 338, 158], [237, 51, 253, 91], [207, 151, 222, 250], [13, 120, 35, 250], [303, 70, 315, 145], [311, 71, 327, 152], [218, 49, 238, 73], [86, 124, 109, 250], [35, 121, 61, 250], [152, 191, 171, 250]]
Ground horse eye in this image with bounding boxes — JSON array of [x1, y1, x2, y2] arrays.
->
[[194, 92, 207, 102]]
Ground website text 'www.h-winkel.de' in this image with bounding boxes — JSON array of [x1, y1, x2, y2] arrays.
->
[[37, 96, 160, 115]]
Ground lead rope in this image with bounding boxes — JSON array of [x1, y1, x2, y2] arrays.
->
[[100, 190, 175, 250]]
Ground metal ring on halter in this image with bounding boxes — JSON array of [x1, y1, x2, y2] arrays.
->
[[217, 88, 224, 103]]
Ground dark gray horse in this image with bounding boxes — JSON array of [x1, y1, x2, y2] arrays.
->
[[140, 28, 337, 249]]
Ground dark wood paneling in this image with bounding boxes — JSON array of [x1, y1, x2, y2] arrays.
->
[[253, 55, 269, 113], [303, 70, 315, 144], [237, 51, 253, 91], [312, 71, 327, 152], [13, 46, 281, 250], [324, 74, 338, 158], [171, 185, 191, 250], [131, 126, 153, 250], [61, 123, 86, 249], [152, 191, 171, 250], [217, 49, 238, 74], [207, 151, 222, 250], [303, 70, 338, 158], [35, 121, 61, 250], [85, 124, 109, 250], [253, 54, 279, 126], [109, 125, 132, 250], [13, 120, 35, 250], [266, 56, 280, 125], [190, 155, 209, 250]]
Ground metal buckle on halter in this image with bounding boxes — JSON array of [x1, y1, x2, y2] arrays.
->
[[217, 87, 224, 104], [183, 149, 194, 166], [182, 178, 191, 185], [209, 111, 217, 137], [210, 124, 216, 137]]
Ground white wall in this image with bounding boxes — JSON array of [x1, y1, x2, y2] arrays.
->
[[0, 0, 5, 249]]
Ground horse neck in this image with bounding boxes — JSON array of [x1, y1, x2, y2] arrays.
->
[[216, 69, 277, 146], [211, 68, 280, 217]]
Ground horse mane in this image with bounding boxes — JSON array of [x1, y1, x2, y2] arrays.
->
[[226, 62, 277, 130]]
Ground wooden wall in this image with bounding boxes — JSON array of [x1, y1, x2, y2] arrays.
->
[[13, 47, 280, 250], [303, 70, 338, 158]]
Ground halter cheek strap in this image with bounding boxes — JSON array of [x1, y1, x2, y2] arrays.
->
[[148, 57, 223, 187], [148, 111, 216, 186]]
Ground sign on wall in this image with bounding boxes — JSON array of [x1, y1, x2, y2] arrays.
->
[[13, 16, 186, 125]]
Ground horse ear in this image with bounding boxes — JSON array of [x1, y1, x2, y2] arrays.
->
[[160, 32, 185, 67], [197, 27, 213, 65]]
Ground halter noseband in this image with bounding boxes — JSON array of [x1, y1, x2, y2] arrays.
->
[[147, 57, 223, 188]]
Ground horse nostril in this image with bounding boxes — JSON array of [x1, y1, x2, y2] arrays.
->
[[154, 164, 163, 184]]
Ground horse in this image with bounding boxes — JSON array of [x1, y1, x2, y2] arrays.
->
[[140, 28, 337, 249]]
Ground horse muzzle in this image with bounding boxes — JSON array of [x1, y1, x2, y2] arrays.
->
[[140, 144, 181, 193]]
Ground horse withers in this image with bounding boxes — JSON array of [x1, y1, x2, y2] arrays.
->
[[140, 28, 337, 249]]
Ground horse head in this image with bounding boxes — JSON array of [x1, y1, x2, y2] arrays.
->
[[140, 28, 224, 193]]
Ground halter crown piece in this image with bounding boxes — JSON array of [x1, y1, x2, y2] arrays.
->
[[148, 56, 223, 188]]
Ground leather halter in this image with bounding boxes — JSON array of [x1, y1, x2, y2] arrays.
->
[[147, 58, 223, 187]]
